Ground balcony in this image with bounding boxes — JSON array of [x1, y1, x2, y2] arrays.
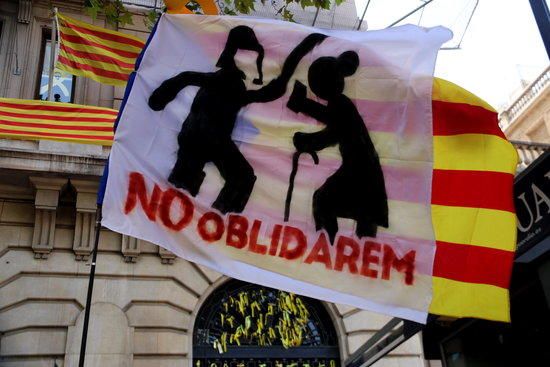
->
[[499, 65, 550, 130]]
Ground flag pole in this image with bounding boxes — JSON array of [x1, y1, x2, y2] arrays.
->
[[78, 205, 103, 367], [47, 7, 58, 101]]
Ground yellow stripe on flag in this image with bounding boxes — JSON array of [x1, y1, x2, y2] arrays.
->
[[432, 205, 516, 251], [430, 277, 510, 322], [57, 13, 145, 45], [58, 25, 143, 54], [61, 39, 139, 65], [0, 124, 113, 136], [434, 134, 518, 174], [432, 78, 496, 112], [56, 63, 128, 87], [58, 49, 134, 74]]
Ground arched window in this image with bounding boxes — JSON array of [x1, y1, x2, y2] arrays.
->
[[193, 280, 340, 367]]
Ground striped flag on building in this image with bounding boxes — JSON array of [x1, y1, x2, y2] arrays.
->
[[56, 13, 145, 86], [430, 79, 517, 321], [0, 98, 117, 145]]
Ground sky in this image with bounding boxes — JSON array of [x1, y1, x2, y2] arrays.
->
[[354, 0, 550, 110]]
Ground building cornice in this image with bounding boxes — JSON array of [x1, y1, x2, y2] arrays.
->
[[0, 147, 107, 177]]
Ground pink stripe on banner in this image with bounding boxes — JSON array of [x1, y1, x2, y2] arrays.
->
[[240, 143, 431, 204], [245, 99, 431, 136], [193, 30, 392, 69]]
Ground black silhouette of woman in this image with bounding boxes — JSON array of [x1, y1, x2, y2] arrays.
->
[[149, 26, 326, 214], [286, 51, 389, 244]]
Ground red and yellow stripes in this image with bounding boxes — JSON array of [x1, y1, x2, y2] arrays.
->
[[429, 78, 518, 322], [0, 98, 117, 145], [56, 13, 145, 86]]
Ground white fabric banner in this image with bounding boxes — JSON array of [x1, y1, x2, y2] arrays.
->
[[102, 14, 451, 323]]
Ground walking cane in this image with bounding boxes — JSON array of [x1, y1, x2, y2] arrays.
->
[[284, 151, 319, 222]]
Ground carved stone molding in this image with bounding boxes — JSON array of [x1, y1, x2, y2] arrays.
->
[[71, 180, 99, 261], [158, 246, 176, 265], [29, 177, 67, 259], [121, 235, 140, 263], [17, 0, 32, 24]]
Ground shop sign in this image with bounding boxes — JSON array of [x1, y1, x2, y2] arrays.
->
[[515, 151, 550, 251]]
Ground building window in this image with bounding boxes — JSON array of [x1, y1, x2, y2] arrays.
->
[[193, 280, 340, 367], [36, 29, 75, 102]]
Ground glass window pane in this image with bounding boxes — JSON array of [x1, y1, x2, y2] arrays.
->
[[38, 40, 74, 102]]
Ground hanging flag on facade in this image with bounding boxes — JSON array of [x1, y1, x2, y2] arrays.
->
[[429, 78, 517, 322], [0, 97, 117, 145], [100, 14, 517, 323], [55, 13, 145, 86]]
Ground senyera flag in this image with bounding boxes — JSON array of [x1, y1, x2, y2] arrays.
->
[[56, 13, 145, 86], [101, 14, 516, 323], [0, 97, 117, 145]]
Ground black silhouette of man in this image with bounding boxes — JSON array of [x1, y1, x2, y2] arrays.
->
[[149, 26, 326, 214], [287, 51, 389, 244]]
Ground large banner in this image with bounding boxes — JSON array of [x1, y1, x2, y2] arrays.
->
[[102, 14, 455, 322]]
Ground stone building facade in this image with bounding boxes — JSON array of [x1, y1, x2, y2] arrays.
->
[[499, 65, 550, 170], [0, 1, 424, 365]]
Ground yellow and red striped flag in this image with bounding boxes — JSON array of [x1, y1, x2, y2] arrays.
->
[[56, 13, 145, 86], [430, 78, 518, 322], [0, 98, 117, 146]]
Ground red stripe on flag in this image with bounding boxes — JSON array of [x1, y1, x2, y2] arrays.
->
[[0, 109, 116, 123], [0, 127, 113, 141], [433, 100, 505, 139], [59, 18, 145, 49], [0, 119, 114, 132], [60, 34, 140, 59], [0, 101, 118, 116], [61, 43, 136, 70], [57, 55, 130, 82], [432, 169, 515, 213], [434, 240, 514, 289]]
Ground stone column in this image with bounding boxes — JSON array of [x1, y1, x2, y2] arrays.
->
[[72, 180, 99, 261], [121, 235, 141, 263], [30, 177, 67, 259]]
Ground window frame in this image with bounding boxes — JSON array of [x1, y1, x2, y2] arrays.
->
[[35, 27, 76, 103]]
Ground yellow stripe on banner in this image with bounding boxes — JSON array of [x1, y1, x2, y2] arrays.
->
[[434, 134, 518, 174], [0, 107, 116, 121], [433, 78, 496, 112], [0, 98, 118, 114], [0, 124, 113, 136], [58, 49, 133, 74], [0, 115, 114, 127], [61, 39, 138, 65], [58, 25, 143, 54], [0, 131, 113, 146], [56, 63, 128, 87], [57, 13, 144, 46], [430, 277, 510, 322], [432, 205, 517, 251]]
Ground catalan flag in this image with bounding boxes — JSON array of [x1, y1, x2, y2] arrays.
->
[[56, 13, 145, 86], [0, 98, 117, 146], [430, 78, 518, 322]]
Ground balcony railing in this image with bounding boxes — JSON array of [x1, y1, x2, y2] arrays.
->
[[500, 65, 550, 130], [511, 140, 549, 172]]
